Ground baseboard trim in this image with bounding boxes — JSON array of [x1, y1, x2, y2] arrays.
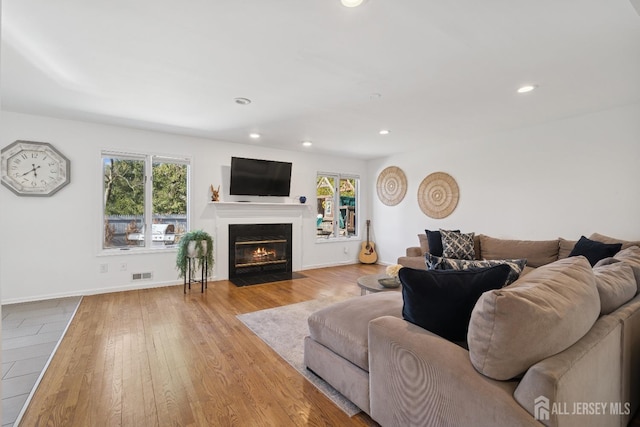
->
[[1, 262, 375, 305]]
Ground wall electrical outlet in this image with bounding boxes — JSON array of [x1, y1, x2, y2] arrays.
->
[[100, 264, 108, 273]]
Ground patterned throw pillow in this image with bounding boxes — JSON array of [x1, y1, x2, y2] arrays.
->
[[440, 229, 475, 260], [426, 253, 527, 287]]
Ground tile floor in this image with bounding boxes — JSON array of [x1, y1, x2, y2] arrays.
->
[[1, 297, 82, 427]]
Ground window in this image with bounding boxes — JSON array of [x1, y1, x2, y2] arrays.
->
[[316, 173, 358, 238], [102, 152, 189, 250]]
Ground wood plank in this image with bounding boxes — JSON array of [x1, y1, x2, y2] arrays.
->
[[20, 264, 384, 426]]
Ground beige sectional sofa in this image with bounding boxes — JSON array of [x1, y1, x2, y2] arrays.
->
[[397, 233, 577, 271], [303, 233, 640, 427]]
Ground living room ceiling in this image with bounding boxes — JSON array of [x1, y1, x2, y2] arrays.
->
[[2, 0, 639, 159]]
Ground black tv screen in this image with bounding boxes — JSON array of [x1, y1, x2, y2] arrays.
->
[[229, 157, 292, 196]]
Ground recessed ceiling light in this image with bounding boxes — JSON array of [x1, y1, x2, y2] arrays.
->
[[234, 97, 252, 105], [517, 85, 537, 94], [249, 133, 261, 139], [301, 141, 313, 147], [379, 129, 390, 135], [341, 0, 365, 7]]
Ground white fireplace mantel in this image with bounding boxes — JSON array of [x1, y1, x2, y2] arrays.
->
[[208, 201, 311, 217], [209, 202, 311, 279]]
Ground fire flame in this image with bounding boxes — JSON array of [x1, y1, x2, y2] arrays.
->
[[252, 247, 276, 259]]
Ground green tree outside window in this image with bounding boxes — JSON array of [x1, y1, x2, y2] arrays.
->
[[103, 153, 189, 249]]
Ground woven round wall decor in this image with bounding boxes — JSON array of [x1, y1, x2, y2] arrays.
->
[[376, 166, 407, 206], [418, 172, 459, 219]]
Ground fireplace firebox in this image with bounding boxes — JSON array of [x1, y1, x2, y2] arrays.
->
[[229, 223, 295, 286]]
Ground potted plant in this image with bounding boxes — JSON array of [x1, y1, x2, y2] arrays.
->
[[176, 229, 214, 279]]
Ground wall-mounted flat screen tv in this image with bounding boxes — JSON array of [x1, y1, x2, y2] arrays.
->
[[229, 156, 292, 196]]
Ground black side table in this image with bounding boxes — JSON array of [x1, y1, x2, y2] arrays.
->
[[184, 257, 208, 293]]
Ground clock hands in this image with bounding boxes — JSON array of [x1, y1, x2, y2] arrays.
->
[[21, 164, 41, 178]]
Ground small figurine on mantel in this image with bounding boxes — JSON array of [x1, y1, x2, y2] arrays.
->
[[210, 184, 220, 202]]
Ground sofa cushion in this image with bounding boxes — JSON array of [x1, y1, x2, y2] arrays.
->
[[418, 233, 429, 254], [478, 235, 559, 268], [569, 235, 622, 266], [589, 232, 640, 250], [425, 253, 526, 287], [307, 292, 403, 371], [614, 246, 640, 291], [558, 237, 577, 259], [399, 264, 511, 342], [521, 266, 536, 276], [425, 229, 459, 257], [594, 257, 620, 267], [468, 256, 600, 380], [440, 230, 475, 260], [593, 262, 636, 315]]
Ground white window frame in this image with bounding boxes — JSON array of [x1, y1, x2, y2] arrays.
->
[[316, 172, 359, 241], [101, 150, 191, 254]]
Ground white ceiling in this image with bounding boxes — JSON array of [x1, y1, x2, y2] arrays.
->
[[2, 0, 639, 160]]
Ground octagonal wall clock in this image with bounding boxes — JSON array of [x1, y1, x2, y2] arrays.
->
[[1, 140, 71, 197]]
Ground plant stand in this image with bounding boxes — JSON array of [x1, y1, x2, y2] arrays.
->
[[184, 256, 208, 293]]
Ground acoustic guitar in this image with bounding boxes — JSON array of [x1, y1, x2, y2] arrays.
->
[[358, 220, 378, 264]]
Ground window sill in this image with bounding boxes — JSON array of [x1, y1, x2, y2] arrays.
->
[[315, 236, 360, 244], [99, 246, 178, 256]]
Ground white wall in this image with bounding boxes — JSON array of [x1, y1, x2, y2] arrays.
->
[[0, 112, 368, 303], [370, 103, 640, 266], [3, 103, 639, 302]]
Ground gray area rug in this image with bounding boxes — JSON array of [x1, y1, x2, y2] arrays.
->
[[237, 295, 361, 416]]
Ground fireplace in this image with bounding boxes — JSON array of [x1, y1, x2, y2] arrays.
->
[[229, 223, 298, 286]]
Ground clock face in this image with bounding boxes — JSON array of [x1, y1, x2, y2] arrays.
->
[[1, 141, 70, 196]]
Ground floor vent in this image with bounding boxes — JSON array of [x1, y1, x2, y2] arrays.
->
[[132, 272, 153, 281]]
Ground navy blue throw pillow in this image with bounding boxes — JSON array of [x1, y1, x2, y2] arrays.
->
[[399, 264, 511, 342], [569, 235, 622, 266], [425, 229, 459, 257]]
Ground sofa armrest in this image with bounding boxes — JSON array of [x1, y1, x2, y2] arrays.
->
[[514, 316, 622, 427], [368, 316, 539, 427], [405, 246, 423, 257], [397, 256, 427, 270]]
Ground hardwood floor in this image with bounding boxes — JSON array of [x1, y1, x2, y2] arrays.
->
[[19, 264, 385, 426]]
